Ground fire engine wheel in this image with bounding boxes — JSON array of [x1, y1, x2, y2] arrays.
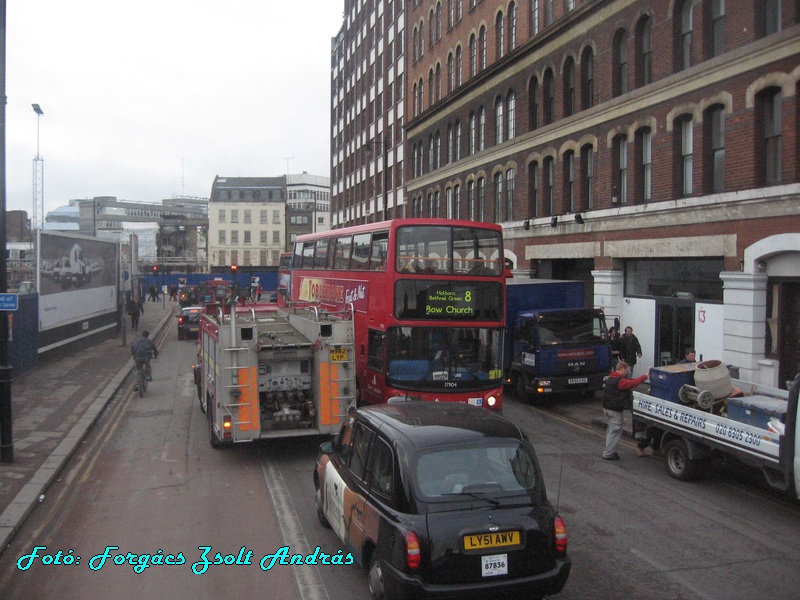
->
[[664, 438, 699, 482], [315, 488, 331, 529], [208, 406, 224, 449]]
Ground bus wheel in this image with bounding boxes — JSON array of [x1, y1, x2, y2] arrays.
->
[[515, 375, 529, 403]]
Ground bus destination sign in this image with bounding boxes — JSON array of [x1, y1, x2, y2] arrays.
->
[[425, 286, 476, 317]]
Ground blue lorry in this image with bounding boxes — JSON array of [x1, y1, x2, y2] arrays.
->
[[505, 279, 613, 403]]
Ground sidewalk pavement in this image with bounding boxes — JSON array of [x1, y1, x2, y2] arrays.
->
[[0, 299, 176, 555]]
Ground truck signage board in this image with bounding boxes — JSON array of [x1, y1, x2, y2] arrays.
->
[[0, 293, 19, 311], [633, 392, 781, 462]]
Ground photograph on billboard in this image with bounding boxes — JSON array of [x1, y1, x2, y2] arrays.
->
[[38, 232, 118, 330]]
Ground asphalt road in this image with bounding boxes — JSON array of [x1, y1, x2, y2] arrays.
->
[[0, 329, 798, 599]]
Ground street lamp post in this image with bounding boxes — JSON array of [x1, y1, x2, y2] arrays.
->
[[32, 103, 44, 230]]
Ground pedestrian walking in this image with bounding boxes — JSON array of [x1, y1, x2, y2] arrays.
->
[[619, 326, 643, 375], [601, 361, 650, 460], [129, 299, 142, 331]]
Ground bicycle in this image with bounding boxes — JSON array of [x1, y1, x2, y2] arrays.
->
[[136, 359, 148, 397]]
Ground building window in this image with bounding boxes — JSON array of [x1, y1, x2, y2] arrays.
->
[[507, 91, 516, 139], [435, 132, 441, 169], [529, 160, 539, 217], [218, 209, 226, 223], [428, 135, 434, 171], [469, 34, 477, 76], [637, 16, 652, 87], [477, 177, 486, 221], [454, 184, 461, 219], [260, 231, 268, 244], [231, 209, 239, 223], [678, 116, 694, 196], [244, 209, 251, 224], [447, 125, 454, 164], [613, 135, 628, 204], [231, 230, 239, 245], [218, 230, 226, 244], [448, 0, 455, 28], [436, 2, 442, 40], [531, 0, 539, 36], [467, 180, 475, 220], [581, 47, 594, 109], [678, 0, 692, 71], [273, 231, 281, 244], [543, 69, 554, 124], [506, 168, 516, 221], [613, 29, 627, 97], [478, 106, 486, 151], [762, 0, 781, 36], [456, 46, 463, 85], [563, 57, 575, 117], [447, 53, 454, 92], [479, 26, 487, 70], [455, 121, 462, 161], [273, 210, 281, 224], [529, 76, 539, 130], [543, 156, 554, 215], [564, 151, 575, 212], [469, 112, 476, 155], [706, 105, 725, 193], [636, 127, 652, 203], [493, 172, 503, 222], [708, 0, 725, 57], [509, 3, 517, 51], [581, 145, 593, 210], [244, 231, 251, 245], [496, 12, 505, 59], [544, 0, 553, 26], [495, 98, 504, 145], [260, 209, 267, 223], [760, 88, 782, 185]]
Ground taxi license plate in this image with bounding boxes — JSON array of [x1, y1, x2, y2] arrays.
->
[[330, 347, 348, 361], [463, 531, 521, 551], [568, 377, 588, 384], [481, 554, 508, 577]]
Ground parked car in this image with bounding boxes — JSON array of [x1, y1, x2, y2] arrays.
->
[[177, 306, 203, 340], [314, 401, 571, 600]]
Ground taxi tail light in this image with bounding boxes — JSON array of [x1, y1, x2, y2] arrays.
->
[[178, 316, 186, 324], [222, 415, 232, 440], [554, 515, 568, 556], [405, 531, 421, 570]]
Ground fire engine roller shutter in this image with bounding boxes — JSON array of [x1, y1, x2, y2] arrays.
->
[[319, 361, 339, 426], [237, 366, 259, 431]]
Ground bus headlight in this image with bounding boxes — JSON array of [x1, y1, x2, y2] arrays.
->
[[486, 395, 498, 408]]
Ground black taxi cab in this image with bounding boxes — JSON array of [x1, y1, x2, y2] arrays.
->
[[313, 401, 571, 600]]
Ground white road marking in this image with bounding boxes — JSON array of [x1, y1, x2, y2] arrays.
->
[[261, 456, 331, 600]]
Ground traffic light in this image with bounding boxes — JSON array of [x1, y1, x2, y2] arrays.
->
[[152, 265, 158, 274], [230, 264, 238, 275]]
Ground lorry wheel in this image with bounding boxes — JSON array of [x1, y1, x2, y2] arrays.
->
[[208, 405, 223, 449], [664, 438, 698, 481], [515, 376, 529, 403]]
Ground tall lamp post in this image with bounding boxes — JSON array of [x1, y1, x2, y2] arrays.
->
[[32, 103, 44, 230]]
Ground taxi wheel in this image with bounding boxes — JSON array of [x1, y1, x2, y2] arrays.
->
[[367, 552, 390, 600], [315, 488, 331, 529]]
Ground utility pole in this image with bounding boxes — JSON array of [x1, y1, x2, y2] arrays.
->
[[32, 103, 44, 229]]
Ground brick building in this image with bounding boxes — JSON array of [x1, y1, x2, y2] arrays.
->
[[403, 0, 800, 388]]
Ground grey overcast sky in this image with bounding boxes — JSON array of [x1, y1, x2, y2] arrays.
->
[[5, 0, 342, 218]]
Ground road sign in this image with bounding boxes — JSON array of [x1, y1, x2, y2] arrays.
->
[[0, 293, 19, 311]]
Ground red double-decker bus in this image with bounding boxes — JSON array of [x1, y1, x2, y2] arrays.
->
[[291, 218, 507, 411]]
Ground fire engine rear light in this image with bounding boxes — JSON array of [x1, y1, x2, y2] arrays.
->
[[405, 531, 421, 570], [554, 515, 567, 556], [223, 416, 232, 440]]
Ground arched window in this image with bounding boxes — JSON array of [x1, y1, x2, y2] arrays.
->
[[435, 64, 442, 102], [494, 172, 503, 222], [676, 116, 693, 196], [477, 177, 486, 221], [707, 0, 725, 58], [447, 53, 454, 92], [469, 34, 477, 77], [495, 98, 505, 145], [467, 179, 475, 220], [455, 120, 462, 161], [436, 2, 442, 40], [580, 145, 594, 209], [456, 46, 463, 85], [613, 29, 628, 96], [543, 68, 555, 124], [635, 127, 652, 202], [704, 105, 725, 193], [677, 0, 692, 71], [564, 150, 575, 211], [528, 76, 539, 130], [469, 112, 477, 155], [496, 12, 505, 59], [581, 47, 594, 109], [563, 57, 575, 116], [428, 69, 435, 107], [507, 91, 516, 140], [447, 124, 454, 164], [478, 106, 486, 151], [543, 157, 554, 215], [758, 88, 782, 185], [412, 27, 419, 62], [509, 2, 517, 51], [636, 16, 652, 87], [505, 168, 516, 221], [613, 134, 628, 203], [528, 160, 539, 217], [479, 26, 487, 70]]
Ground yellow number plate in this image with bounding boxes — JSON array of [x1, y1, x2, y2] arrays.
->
[[330, 347, 348, 361], [463, 531, 521, 551]]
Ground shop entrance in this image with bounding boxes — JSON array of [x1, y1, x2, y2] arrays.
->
[[656, 299, 695, 366]]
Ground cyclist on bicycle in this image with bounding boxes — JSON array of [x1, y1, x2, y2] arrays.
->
[[132, 330, 159, 381]]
